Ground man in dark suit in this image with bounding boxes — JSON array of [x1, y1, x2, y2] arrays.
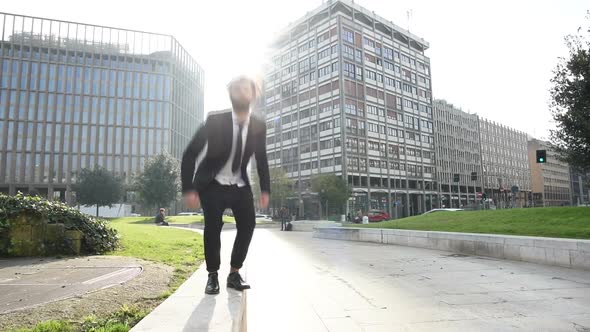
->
[[181, 76, 270, 295]]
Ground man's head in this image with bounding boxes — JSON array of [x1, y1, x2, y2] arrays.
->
[[228, 76, 258, 114], [159, 208, 165, 214]]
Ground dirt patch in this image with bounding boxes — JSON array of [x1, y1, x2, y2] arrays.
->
[[0, 256, 174, 331]]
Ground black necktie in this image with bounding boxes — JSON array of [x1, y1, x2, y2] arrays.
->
[[232, 122, 243, 173]]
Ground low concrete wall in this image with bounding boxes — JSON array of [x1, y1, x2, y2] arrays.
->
[[314, 227, 590, 270], [290, 220, 342, 232]]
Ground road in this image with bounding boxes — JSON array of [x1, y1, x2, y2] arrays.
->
[[245, 229, 590, 331]]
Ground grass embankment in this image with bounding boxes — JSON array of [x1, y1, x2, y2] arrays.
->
[[355, 207, 590, 239], [14, 217, 204, 332], [107, 217, 204, 291]]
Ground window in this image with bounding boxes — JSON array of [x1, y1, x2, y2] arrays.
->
[[385, 76, 395, 87], [344, 62, 355, 79], [319, 120, 332, 131], [368, 122, 379, 133], [343, 44, 355, 60], [383, 46, 394, 60], [363, 37, 375, 48], [320, 139, 333, 150], [318, 64, 331, 78], [384, 61, 395, 72], [318, 47, 331, 59], [342, 28, 354, 43]]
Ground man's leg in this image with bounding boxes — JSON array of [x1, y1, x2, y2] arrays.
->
[[201, 185, 225, 273], [229, 186, 256, 271]]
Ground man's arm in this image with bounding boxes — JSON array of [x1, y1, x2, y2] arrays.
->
[[181, 122, 208, 193], [255, 121, 270, 194]]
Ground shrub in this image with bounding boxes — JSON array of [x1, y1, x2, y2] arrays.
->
[[0, 193, 119, 255]]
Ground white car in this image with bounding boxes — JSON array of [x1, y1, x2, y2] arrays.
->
[[255, 214, 273, 222], [130, 213, 141, 217]]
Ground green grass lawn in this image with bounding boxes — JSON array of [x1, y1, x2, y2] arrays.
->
[[13, 217, 205, 332], [354, 207, 590, 239], [107, 217, 204, 291]]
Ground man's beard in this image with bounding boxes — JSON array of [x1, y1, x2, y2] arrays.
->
[[230, 96, 251, 112]]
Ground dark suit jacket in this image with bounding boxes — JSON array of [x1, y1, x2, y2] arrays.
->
[[181, 110, 270, 194]]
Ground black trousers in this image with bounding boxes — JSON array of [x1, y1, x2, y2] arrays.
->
[[200, 181, 256, 273]]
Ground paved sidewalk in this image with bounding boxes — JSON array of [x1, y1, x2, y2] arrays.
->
[[0, 256, 142, 314], [247, 229, 590, 331], [132, 228, 246, 332]]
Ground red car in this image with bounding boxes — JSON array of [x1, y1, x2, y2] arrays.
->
[[368, 210, 390, 222]]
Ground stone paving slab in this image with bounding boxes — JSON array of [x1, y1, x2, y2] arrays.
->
[[247, 230, 590, 331], [0, 256, 142, 314], [131, 228, 246, 332]]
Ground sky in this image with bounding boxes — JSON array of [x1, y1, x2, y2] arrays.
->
[[4, 0, 588, 139]]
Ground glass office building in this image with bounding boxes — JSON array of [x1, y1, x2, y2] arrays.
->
[[0, 12, 204, 203]]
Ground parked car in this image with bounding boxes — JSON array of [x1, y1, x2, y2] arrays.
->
[[422, 208, 464, 215], [130, 213, 141, 217], [368, 210, 390, 222], [255, 214, 273, 222]]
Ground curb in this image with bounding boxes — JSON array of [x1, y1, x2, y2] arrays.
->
[[314, 227, 590, 270]]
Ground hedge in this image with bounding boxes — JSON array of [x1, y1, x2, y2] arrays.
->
[[0, 193, 119, 255]]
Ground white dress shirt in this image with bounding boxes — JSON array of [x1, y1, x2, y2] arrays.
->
[[214, 111, 250, 186]]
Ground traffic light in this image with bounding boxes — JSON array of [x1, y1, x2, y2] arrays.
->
[[536, 150, 547, 163], [453, 173, 460, 182], [471, 172, 477, 181]]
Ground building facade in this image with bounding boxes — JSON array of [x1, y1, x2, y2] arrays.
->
[[527, 139, 571, 206], [0, 12, 204, 203], [433, 99, 483, 208], [479, 119, 531, 207], [264, 0, 437, 218]]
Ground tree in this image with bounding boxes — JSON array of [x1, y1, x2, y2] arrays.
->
[[135, 153, 180, 211], [269, 168, 295, 209], [550, 14, 590, 172], [311, 174, 351, 216], [74, 166, 123, 216], [251, 167, 295, 210]]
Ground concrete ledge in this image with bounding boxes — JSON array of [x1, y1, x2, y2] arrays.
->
[[290, 220, 342, 232], [132, 228, 247, 332], [313, 227, 590, 270]]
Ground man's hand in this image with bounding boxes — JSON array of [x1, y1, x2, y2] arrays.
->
[[184, 191, 201, 209], [259, 192, 270, 209]]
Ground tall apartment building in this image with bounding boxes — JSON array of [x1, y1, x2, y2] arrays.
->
[[264, 0, 436, 218], [433, 100, 483, 208], [479, 119, 531, 207], [528, 139, 571, 206], [0, 12, 204, 203]]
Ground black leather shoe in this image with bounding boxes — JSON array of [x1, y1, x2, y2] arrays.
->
[[205, 272, 220, 295], [227, 272, 251, 291]]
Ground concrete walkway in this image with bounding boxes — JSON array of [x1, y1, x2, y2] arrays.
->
[[131, 228, 246, 332], [0, 256, 142, 314], [247, 229, 590, 331]]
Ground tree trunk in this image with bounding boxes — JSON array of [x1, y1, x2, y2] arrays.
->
[[96, 205, 99, 217]]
